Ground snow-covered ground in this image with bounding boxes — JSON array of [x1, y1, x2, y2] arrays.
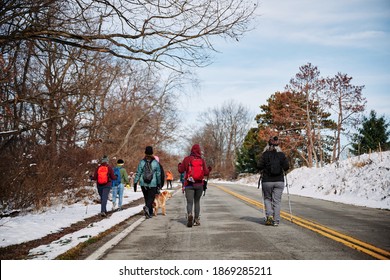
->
[[0, 151, 389, 260]]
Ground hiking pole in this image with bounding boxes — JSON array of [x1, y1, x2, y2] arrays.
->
[[284, 172, 293, 222], [203, 176, 209, 196], [183, 188, 187, 219]]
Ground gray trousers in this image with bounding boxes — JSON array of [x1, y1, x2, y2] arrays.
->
[[185, 185, 203, 218], [262, 181, 285, 222]]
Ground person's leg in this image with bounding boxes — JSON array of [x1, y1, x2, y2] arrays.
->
[[193, 185, 203, 226], [262, 182, 274, 224], [118, 183, 124, 209], [101, 187, 110, 214], [185, 187, 195, 215], [141, 186, 147, 204], [272, 181, 285, 225], [193, 185, 203, 219], [146, 187, 158, 216], [111, 185, 118, 209], [97, 187, 103, 213], [185, 187, 195, 227]]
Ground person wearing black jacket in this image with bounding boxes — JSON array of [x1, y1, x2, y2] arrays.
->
[[258, 136, 289, 226]]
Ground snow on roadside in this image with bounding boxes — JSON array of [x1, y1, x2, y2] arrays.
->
[[233, 151, 390, 210]]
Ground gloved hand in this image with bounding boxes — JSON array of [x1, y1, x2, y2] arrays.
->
[[125, 184, 130, 189], [208, 166, 212, 172]]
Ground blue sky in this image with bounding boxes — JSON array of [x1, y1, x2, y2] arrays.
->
[[179, 0, 390, 128]]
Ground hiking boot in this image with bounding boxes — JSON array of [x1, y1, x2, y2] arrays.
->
[[273, 221, 279, 226], [112, 203, 117, 211], [143, 206, 151, 218], [100, 212, 107, 217], [187, 214, 193, 227], [193, 218, 200, 226], [265, 216, 274, 226]]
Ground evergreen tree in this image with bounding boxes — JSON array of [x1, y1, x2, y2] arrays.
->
[[236, 128, 266, 174], [350, 110, 390, 155]]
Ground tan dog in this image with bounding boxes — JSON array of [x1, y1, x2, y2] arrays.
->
[[152, 190, 172, 216]]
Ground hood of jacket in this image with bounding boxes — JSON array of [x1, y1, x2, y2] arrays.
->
[[190, 144, 202, 157]]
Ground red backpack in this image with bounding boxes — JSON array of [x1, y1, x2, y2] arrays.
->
[[187, 158, 204, 181], [97, 165, 109, 184]]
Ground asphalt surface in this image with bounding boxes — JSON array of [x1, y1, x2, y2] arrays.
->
[[89, 182, 390, 260]]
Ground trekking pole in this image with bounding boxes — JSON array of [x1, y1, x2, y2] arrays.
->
[[284, 172, 293, 222], [203, 176, 209, 196], [183, 187, 187, 219]]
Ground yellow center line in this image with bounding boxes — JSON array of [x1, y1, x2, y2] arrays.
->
[[214, 184, 390, 260]]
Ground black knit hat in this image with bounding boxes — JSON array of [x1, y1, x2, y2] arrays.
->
[[269, 136, 279, 146], [145, 146, 153, 155], [117, 159, 124, 164]]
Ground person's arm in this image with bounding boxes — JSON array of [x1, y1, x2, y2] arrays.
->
[[134, 161, 143, 184], [122, 169, 130, 184], [202, 159, 210, 177], [108, 166, 116, 180], [281, 153, 290, 172], [258, 153, 266, 171], [155, 161, 161, 186]]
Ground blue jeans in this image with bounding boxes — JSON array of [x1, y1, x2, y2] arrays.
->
[[111, 183, 124, 208]]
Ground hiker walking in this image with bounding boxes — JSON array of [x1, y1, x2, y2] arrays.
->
[[111, 159, 130, 211], [166, 170, 174, 189], [178, 144, 211, 227], [92, 155, 117, 217], [258, 136, 289, 226], [133, 146, 161, 218]]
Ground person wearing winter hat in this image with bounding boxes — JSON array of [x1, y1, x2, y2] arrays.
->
[[133, 146, 161, 218], [111, 159, 130, 211], [92, 155, 117, 217], [178, 144, 212, 227], [258, 136, 289, 226]]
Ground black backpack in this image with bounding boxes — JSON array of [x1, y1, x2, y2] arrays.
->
[[143, 159, 154, 184], [268, 152, 283, 176]]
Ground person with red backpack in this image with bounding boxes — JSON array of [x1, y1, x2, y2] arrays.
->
[[92, 155, 117, 217], [178, 144, 211, 227]]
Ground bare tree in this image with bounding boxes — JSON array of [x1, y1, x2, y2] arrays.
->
[[194, 100, 252, 178], [325, 73, 366, 162], [1, 0, 258, 70], [285, 63, 326, 167]]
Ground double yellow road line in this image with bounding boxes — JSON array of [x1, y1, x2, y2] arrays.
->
[[216, 184, 390, 260]]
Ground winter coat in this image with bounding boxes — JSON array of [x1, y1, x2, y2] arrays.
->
[[258, 148, 289, 182], [134, 156, 161, 187], [178, 144, 210, 187], [166, 171, 174, 181], [116, 165, 130, 185], [93, 163, 116, 188]]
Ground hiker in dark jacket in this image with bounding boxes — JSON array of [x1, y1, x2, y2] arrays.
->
[[133, 146, 161, 218], [92, 155, 117, 217], [178, 144, 211, 227], [258, 136, 289, 226]]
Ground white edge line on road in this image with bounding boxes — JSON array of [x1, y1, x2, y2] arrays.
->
[[85, 216, 146, 260]]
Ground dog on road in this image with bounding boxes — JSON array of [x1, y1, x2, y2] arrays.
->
[[152, 190, 172, 216]]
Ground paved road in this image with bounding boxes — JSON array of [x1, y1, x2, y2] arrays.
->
[[93, 182, 390, 260]]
